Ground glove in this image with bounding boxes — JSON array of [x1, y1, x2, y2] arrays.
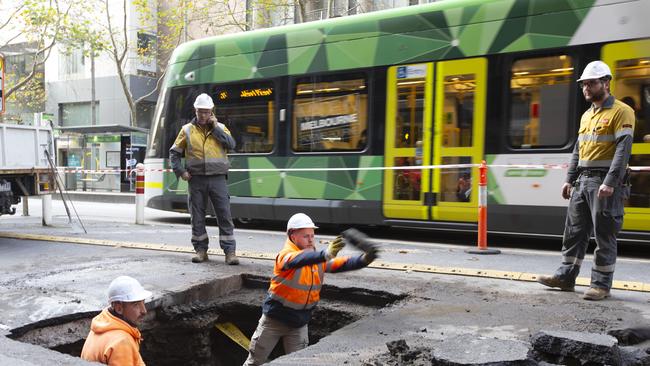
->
[[326, 236, 345, 259], [341, 228, 372, 252], [362, 243, 380, 264]]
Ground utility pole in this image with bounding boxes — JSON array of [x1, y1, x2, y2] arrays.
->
[[91, 51, 96, 126]]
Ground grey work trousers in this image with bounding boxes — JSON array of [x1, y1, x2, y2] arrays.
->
[[188, 175, 236, 253], [554, 174, 625, 290], [243, 315, 309, 366]]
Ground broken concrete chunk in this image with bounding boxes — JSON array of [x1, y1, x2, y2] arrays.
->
[[431, 335, 533, 365], [531, 330, 621, 365]]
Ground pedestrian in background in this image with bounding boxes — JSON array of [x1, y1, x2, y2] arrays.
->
[[243, 213, 380, 365], [169, 93, 239, 264], [81, 276, 152, 366], [538, 60, 635, 301]]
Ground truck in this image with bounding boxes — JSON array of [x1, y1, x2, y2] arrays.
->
[[0, 122, 55, 215]]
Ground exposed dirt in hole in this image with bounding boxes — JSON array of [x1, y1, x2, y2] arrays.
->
[[141, 287, 388, 366], [8, 275, 402, 366]]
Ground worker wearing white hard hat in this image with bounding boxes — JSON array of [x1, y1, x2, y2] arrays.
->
[[81, 276, 152, 365], [538, 60, 635, 301], [244, 213, 380, 365], [169, 93, 239, 265]]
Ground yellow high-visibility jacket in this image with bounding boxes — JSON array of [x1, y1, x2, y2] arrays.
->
[[170, 118, 235, 176]]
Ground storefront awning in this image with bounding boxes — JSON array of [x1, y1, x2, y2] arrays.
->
[[57, 125, 149, 135]]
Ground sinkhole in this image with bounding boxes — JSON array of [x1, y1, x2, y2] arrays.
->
[[9, 274, 404, 366]]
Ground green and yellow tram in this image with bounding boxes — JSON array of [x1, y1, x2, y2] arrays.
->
[[145, 0, 650, 241]]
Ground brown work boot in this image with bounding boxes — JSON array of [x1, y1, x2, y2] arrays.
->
[[583, 287, 610, 301], [192, 249, 209, 263], [225, 251, 239, 265], [537, 275, 575, 291]]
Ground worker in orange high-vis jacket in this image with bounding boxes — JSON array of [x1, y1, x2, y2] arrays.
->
[[243, 213, 380, 365], [81, 276, 152, 366]]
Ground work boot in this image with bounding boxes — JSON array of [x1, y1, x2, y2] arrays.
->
[[537, 275, 575, 292], [225, 251, 239, 265], [192, 249, 209, 263], [583, 287, 610, 301]]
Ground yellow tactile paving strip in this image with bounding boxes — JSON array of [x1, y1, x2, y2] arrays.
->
[[2, 231, 649, 293]]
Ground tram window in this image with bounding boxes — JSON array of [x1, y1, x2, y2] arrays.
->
[[211, 82, 275, 154], [393, 156, 420, 200], [612, 57, 650, 144], [396, 78, 424, 148], [442, 74, 474, 147], [439, 156, 472, 202], [292, 75, 368, 152], [509, 55, 573, 149], [161, 87, 194, 159], [626, 155, 650, 209]]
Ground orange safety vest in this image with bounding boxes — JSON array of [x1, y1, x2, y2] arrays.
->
[[268, 239, 347, 310]]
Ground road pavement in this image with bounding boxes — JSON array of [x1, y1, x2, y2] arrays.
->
[[1, 198, 649, 365]]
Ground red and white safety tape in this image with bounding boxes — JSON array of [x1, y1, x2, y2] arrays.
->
[[54, 164, 650, 173]]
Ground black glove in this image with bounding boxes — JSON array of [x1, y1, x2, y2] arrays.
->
[[341, 228, 379, 264], [362, 244, 380, 264], [341, 228, 372, 252]]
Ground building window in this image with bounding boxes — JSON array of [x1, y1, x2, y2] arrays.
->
[[58, 47, 84, 77], [509, 55, 573, 148], [292, 74, 368, 152], [137, 32, 157, 75], [136, 102, 155, 130], [60, 102, 98, 127]]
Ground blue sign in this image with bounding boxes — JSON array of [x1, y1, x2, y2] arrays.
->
[[397, 66, 407, 79]]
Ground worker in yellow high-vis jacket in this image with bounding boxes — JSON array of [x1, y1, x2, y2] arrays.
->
[[170, 93, 239, 265], [538, 60, 635, 301]]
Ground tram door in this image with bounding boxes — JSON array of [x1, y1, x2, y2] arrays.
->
[[383, 63, 434, 220], [603, 39, 650, 231], [383, 58, 486, 222], [430, 58, 487, 222]]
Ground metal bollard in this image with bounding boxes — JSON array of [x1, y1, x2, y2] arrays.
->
[[465, 160, 500, 255], [42, 194, 52, 226], [135, 163, 145, 225]]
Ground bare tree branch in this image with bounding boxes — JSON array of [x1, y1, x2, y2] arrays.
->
[[5, 0, 70, 99], [135, 68, 166, 104], [106, 0, 137, 127]]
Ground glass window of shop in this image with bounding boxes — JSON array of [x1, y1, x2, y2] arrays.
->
[[292, 75, 368, 152], [509, 55, 573, 148], [57, 134, 121, 192]]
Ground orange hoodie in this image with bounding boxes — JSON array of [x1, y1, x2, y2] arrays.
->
[[80, 308, 145, 366]]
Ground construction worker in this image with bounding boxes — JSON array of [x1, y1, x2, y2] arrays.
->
[[538, 60, 635, 301], [243, 213, 380, 365], [170, 93, 239, 264], [81, 276, 152, 366]]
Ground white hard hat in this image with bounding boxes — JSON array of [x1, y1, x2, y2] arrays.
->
[[577, 61, 611, 82], [193, 93, 214, 109], [287, 213, 318, 232], [108, 276, 152, 303]]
